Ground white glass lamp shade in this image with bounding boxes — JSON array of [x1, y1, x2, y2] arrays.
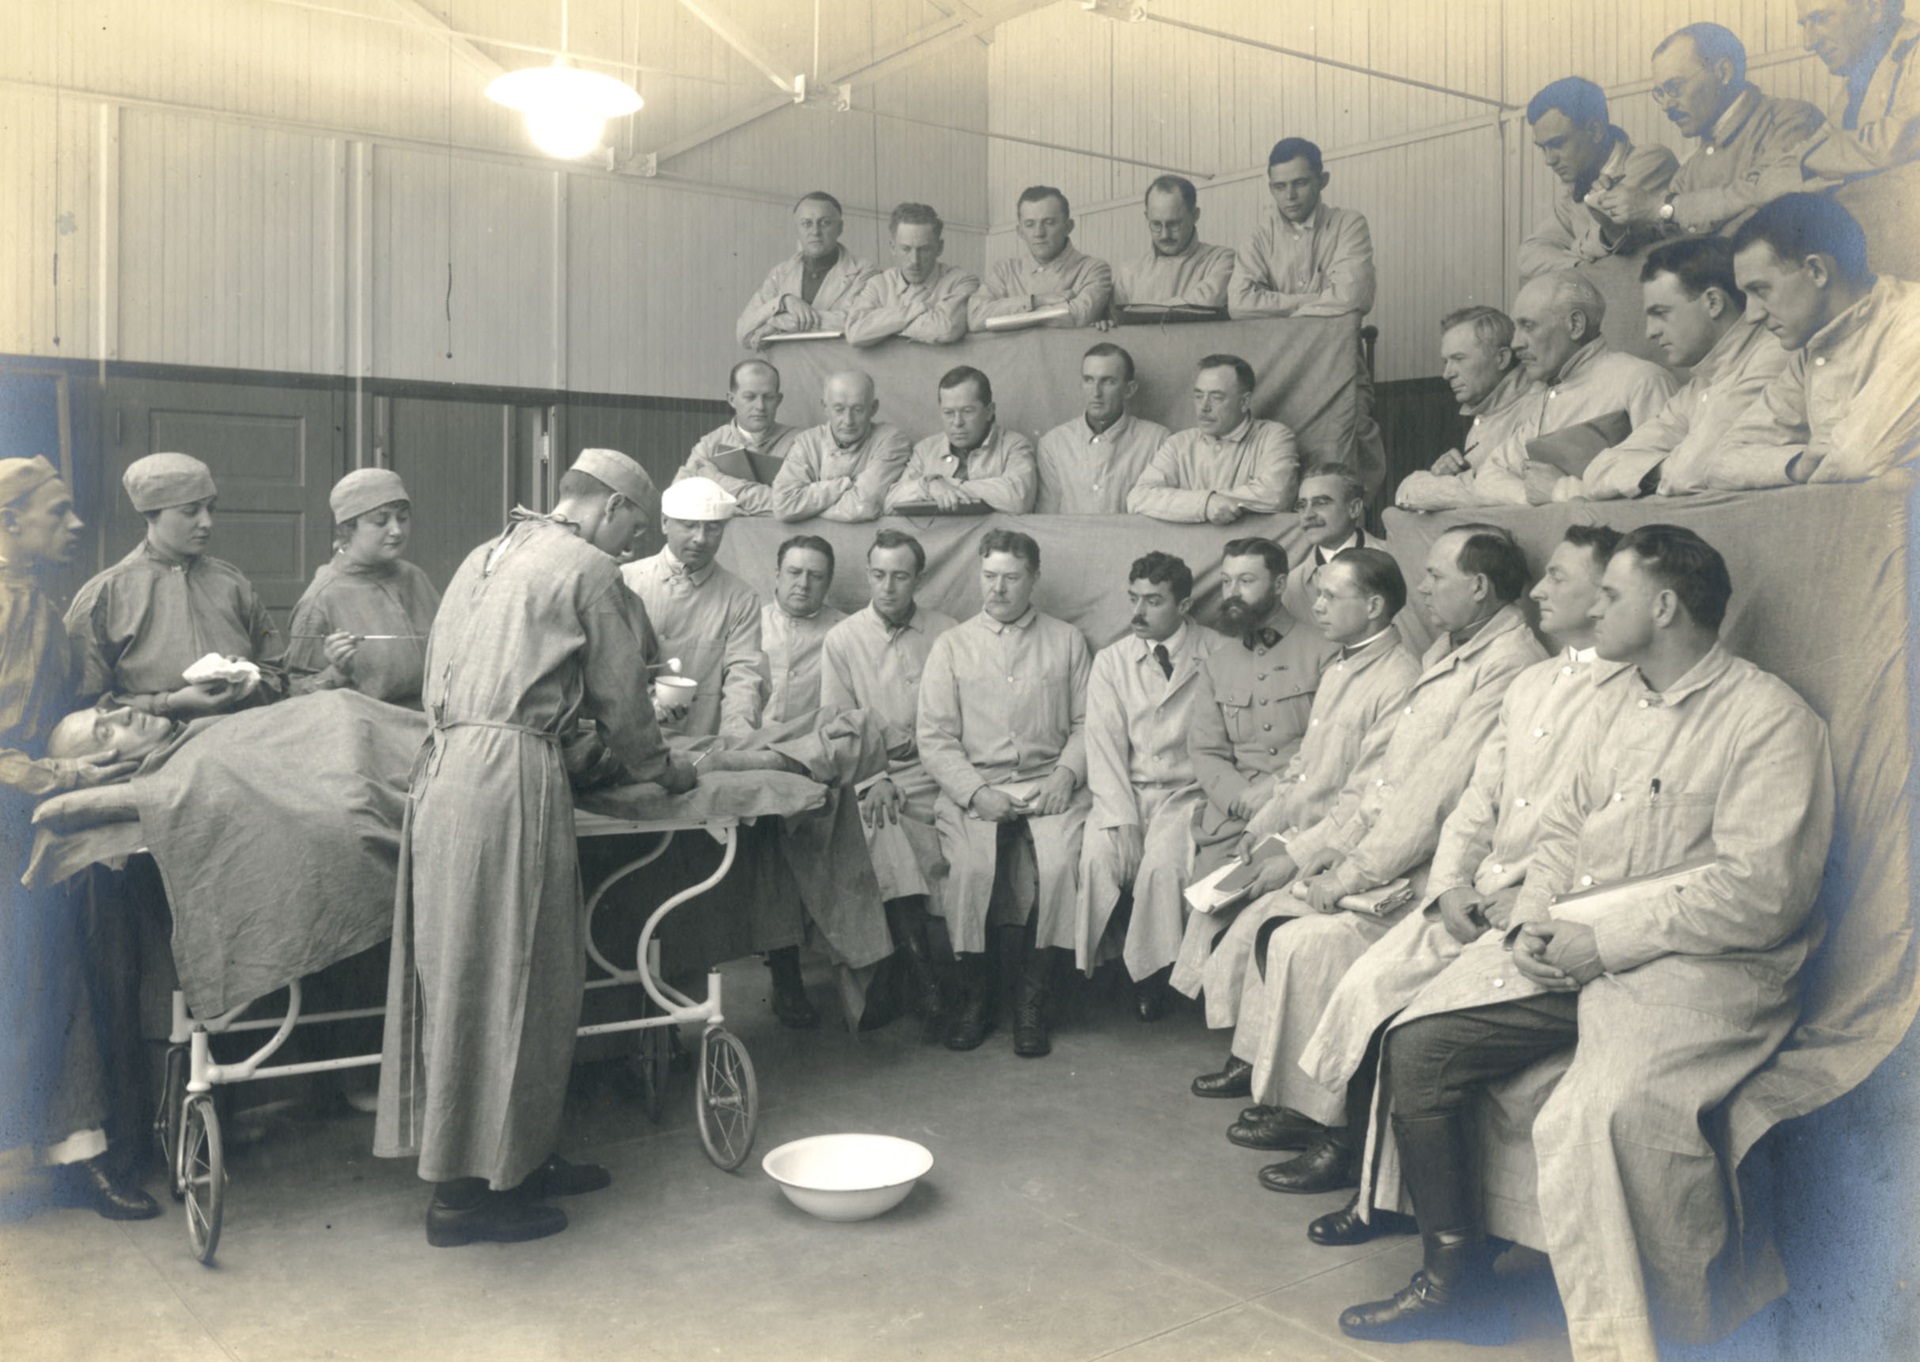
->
[[486, 60, 643, 160]]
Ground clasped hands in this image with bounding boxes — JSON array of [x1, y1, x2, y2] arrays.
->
[[1508, 918, 1603, 991], [919, 474, 981, 512], [970, 768, 1076, 822]]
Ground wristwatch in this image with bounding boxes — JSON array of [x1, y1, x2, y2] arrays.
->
[[1658, 191, 1679, 223]]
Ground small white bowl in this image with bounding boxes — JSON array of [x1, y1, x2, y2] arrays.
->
[[761, 1133, 934, 1222]]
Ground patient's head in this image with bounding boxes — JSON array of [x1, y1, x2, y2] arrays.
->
[[47, 706, 178, 768]]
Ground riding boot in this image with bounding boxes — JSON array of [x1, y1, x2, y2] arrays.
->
[[886, 899, 945, 1033], [765, 946, 818, 1030], [943, 954, 993, 1051], [1010, 923, 1055, 1058]]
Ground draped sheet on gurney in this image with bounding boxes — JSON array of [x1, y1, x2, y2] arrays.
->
[[23, 690, 830, 1022]]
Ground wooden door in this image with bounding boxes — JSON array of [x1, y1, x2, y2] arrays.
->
[[103, 377, 345, 631]]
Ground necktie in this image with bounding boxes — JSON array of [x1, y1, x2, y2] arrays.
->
[[1153, 643, 1173, 680]]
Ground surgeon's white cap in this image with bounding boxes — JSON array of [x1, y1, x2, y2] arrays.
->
[[659, 476, 737, 522]]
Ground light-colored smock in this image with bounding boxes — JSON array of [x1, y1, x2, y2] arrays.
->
[[621, 548, 767, 743], [844, 264, 981, 347], [1229, 203, 1376, 319], [1394, 366, 1543, 512], [1517, 129, 1678, 279], [1034, 412, 1169, 515], [760, 601, 846, 725], [1112, 238, 1236, 310], [675, 421, 801, 518], [967, 244, 1113, 330], [886, 427, 1038, 514], [1801, 19, 1920, 181], [1665, 85, 1828, 234], [736, 248, 878, 349], [771, 422, 913, 522], [1127, 416, 1301, 521]]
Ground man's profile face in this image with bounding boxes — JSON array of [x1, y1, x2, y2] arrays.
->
[[980, 550, 1036, 623], [892, 223, 944, 284], [663, 515, 725, 573], [1310, 561, 1378, 646], [148, 498, 215, 560], [1126, 577, 1187, 643], [1641, 271, 1723, 368], [1735, 241, 1831, 350], [939, 380, 994, 452], [1017, 194, 1073, 264], [1418, 533, 1486, 633], [4, 478, 84, 566], [53, 705, 173, 767], [1531, 109, 1611, 185], [1439, 322, 1512, 406], [823, 374, 878, 446], [1590, 549, 1660, 661], [1191, 365, 1251, 438], [1144, 188, 1198, 256], [1266, 156, 1327, 224], [1799, 0, 1885, 76], [866, 544, 921, 621], [1530, 540, 1606, 643], [1651, 38, 1734, 140], [1080, 354, 1134, 425], [1509, 280, 1580, 383], [795, 198, 844, 260], [728, 364, 783, 435], [594, 495, 649, 559], [1215, 553, 1278, 634], [1296, 473, 1363, 550], [776, 547, 833, 619]]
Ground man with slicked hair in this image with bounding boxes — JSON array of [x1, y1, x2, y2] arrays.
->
[[844, 203, 980, 347], [886, 366, 1038, 513], [675, 359, 799, 516], [969, 186, 1112, 330], [1034, 343, 1169, 514], [1129, 354, 1301, 522], [1518, 77, 1677, 278], [1110, 174, 1237, 313]]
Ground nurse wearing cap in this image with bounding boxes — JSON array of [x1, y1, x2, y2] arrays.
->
[[64, 452, 285, 716], [286, 469, 442, 707], [620, 476, 770, 746]]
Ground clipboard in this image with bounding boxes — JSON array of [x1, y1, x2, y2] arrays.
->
[[706, 447, 788, 485], [887, 499, 994, 517], [1114, 303, 1228, 326], [982, 304, 1070, 332]]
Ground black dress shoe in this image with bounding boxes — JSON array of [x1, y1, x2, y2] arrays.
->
[[1226, 1107, 1323, 1151], [1239, 1104, 1276, 1123], [1190, 1054, 1252, 1098], [427, 1186, 568, 1248], [1258, 1131, 1358, 1194], [1309, 1191, 1417, 1246], [1012, 996, 1052, 1058], [1339, 1265, 1513, 1345], [54, 1159, 161, 1221], [517, 1154, 611, 1199]]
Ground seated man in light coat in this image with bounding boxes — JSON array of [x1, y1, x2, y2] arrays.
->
[[1516, 77, 1677, 279], [1338, 525, 1833, 1362], [1033, 343, 1169, 515], [759, 535, 846, 726], [1243, 526, 1629, 1240], [675, 359, 798, 517], [885, 366, 1038, 514], [736, 191, 877, 349], [770, 369, 912, 522], [1069, 552, 1211, 1023], [1127, 354, 1301, 524], [1795, 0, 1920, 183], [820, 529, 958, 1036], [1394, 308, 1541, 513], [918, 529, 1091, 1060], [1188, 528, 1545, 1186]]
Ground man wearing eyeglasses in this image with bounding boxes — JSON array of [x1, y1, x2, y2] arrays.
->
[[1592, 23, 1825, 236]]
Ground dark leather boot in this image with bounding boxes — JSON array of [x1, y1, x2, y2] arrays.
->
[[1132, 966, 1171, 1022], [1011, 926, 1055, 1058], [1337, 1112, 1512, 1344], [426, 1179, 567, 1248], [1190, 1054, 1253, 1098], [1309, 1190, 1417, 1246], [1258, 1125, 1358, 1193], [766, 946, 818, 1030], [886, 900, 946, 1034], [943, 954, 993, 1051]]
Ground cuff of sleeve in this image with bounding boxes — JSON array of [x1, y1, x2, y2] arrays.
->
[[1590, 910, 1663, 975], [1510, 886, 1554, 925], [950, 773, 988, 810], [1331, 858, 1373, 897]]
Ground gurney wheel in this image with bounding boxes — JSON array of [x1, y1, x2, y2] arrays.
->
[[181, 1095, 225, 1265], [695, 1028, 758, 1171], [156, 1045, 188, 1201]]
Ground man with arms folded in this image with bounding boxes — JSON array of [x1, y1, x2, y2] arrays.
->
[[1168, 538, 1336, 1024], [1244, 527, 1626, 1232], [844, 203, 979, 347], [1280, 463, 1371, 624], [886, 366, 1038, 514], [1795, 0, 1920, 181], [760, 535, 846, 726], [1034, 343, 1169, 515], [1518, 78, 1678, 279], [1592, 24, 1824, 238], [1071, 552, 1211, 1023], [675, 360, 798, 517], [1337, 526, 1832, 1362], [1560, 237, 1788, 500], [967, 186, 1112, 331], [1128, 354, 1300, 523], [1183, 546, 1418, 1110], [1108, 174, 1237, 315], [918, 530, 1091, 1058], [737, 191, 877, 349], [771, 369, 912, 522], [1677, 193, 1920, 488], [1427, 271, 1677, 508], [378, 448, 694, 1247], [1190, 528, 1544, 1170], [1396, 308, 1542, 512], [820, 530, 958, 1034]]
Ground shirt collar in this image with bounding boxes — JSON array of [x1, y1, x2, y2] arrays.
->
[[893, 263, 944, 291], [981, 606, 1038, 635], [1568, 644, 1598, 663], [1804, 278, 1891, 355], [798, 244, 842, 274], [140, 539, 201, 571], [1462, 363, 1534, 418], [1135, 620, 1189, 662], [662, 547, 716, 589], [1276, 201, 1328, 236], [1549, 336, 1609, 388], [1204, 414, 1256, 446], [871, 601, 922, 634], [1026, 242, 1083, 273], [1693, 314, 1768, 382], [1312, 529, 1365, 567], [1340, 625, 1397, 660], [950, 426, 999, 460], [733, 421, 787, 452], [1636, 640, 1735, 704], [1084, 411, 1132, 442], [1702, 84, 1761, 149], [332, 552, 401, 580]]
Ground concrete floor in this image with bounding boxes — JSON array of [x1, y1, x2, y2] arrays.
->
[[0, 959, 1801, 1362]]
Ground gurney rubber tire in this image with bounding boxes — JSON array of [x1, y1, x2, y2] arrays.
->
[[181, 1095, 225, 1265], [695, 1028, 759, 1172], [157, 1045, 189, 1201]]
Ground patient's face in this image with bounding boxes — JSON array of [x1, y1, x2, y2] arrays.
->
[[51, 706, 175, 767]]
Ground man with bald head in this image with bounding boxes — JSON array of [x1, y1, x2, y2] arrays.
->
[[844, 203, 980, 347], [1438, 271, 1677, 506], [771, 370, 913, 521], [676, 359, 799, 516], [1109, 175, 1237, 316], [736, 191, 877, 349]]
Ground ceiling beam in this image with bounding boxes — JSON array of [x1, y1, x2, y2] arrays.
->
[[375, 0, 507, 81], [675, 0, 801, 96]]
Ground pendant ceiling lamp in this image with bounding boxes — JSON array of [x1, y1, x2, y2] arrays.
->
[[485, 1, 643, 160]]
